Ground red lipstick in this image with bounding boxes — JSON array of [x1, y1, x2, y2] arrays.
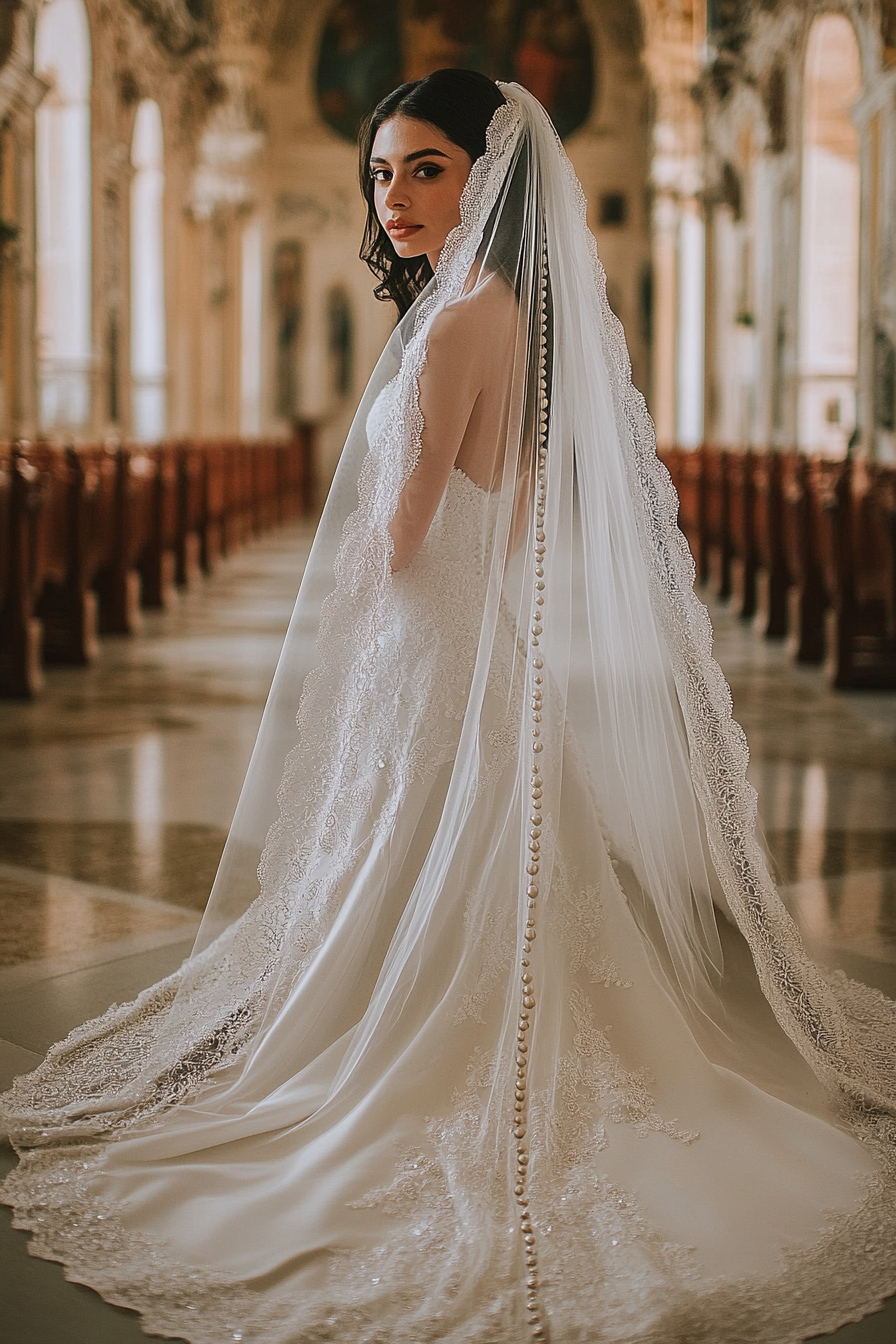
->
[[387, 219, 423, 241]]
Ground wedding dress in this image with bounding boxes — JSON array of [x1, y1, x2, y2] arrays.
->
[[3, 84, 896, 1344]]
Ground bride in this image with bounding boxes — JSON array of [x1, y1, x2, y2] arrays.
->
[[3, 68, 896, 1344]]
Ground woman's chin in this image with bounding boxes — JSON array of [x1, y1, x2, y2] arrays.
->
[[391, 239, 430, 260]]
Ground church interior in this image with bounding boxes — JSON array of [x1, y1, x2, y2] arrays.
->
[[2, 0, 896, 1339]]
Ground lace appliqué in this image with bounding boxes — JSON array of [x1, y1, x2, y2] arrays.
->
[[554, 986, 698, 1161], [545, 79, 896, 1127], [551, 848, 633, 989], [450, 901, 515, 1026]]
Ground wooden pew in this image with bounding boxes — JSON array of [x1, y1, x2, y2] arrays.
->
[[703, 446, 733, 600], [291, 422, 317, 517], [0, 441, 9, 671], [780, 452, 828, 663], [658, 446, 705, 583], [93, 443, 154, 635], [828, 459, 896, 688], [812, 456, 846, 657], [728, 448, 759, 620], [752, 450, 789, 638], [0, 423, 316, 697], [175, 440, 204, 587], [200, 439, 226, 573], [236, 440, 255, 546], [32, 442, 118, 665], [869, 463, 896, 646], [221, 439, 246, 555], [255, 440, 279, 533], [0, 442, 46, 696], [137, 443, 178, 609]]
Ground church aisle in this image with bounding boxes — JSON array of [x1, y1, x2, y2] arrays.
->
[[1, 534, 895, 1343]]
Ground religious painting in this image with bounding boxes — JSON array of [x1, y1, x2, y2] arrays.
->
[[765, 63, 787, 154], [884, 1, 896, 67], [401, 0, 492, 81], [273, 241, 302, 420], [326, 286, 354, 400], [875, 326, 896, 433], [316, 0, 594, 143], [507, 0, 593, 140], [316, 0, 403, 143]]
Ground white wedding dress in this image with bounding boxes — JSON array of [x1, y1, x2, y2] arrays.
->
[[3, 84, 896, 1344]]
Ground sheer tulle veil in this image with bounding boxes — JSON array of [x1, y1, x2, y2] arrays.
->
[[3, 79, 896, 1344]]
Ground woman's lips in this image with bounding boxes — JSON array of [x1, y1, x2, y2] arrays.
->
[[387, 221, 423, 241]]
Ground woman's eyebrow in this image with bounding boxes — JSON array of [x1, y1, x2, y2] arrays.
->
[[370, 148, 452, 165]]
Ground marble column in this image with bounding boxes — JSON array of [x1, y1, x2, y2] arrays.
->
[[676, 196, 705, 448]]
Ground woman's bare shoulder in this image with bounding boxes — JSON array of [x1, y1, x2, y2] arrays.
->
[[428, 273, 518, 353]]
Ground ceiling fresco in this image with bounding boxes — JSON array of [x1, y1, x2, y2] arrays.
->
[[315, 0, 595, 141]]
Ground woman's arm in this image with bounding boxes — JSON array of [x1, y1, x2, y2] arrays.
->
[[389, 304, 483, 572]]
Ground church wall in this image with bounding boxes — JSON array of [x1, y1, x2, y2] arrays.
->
[[699, 0, 896, 460], [569, 1, 652, 399], [638, 0, 707, 449], [245, 0, 653, 490], [0, 1, 43, 441], [256, 0, 395, 485], [15, 0, 886, 474], [0, 0, 668, 469], [0, 0, 218, 441], [83, 0, 216, 441]]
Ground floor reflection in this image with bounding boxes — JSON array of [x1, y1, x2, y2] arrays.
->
[[2, 541, 895, 1344], [0, 534, 894, 980], [778, 868, 896, 960], [764, 828, 896, 883], [0, 870, 193, 968], [706, 593, 896, 976], [0, 525, 313, 973], [0, 819, 228, 912]]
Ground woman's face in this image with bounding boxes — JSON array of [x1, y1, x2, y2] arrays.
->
[[370, 115, 473, 271]]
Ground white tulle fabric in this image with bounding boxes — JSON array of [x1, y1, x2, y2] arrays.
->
[[3, 84, 896, 1344]]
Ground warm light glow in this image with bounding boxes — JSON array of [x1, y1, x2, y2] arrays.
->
[[35, 0, 92, 430], [797, 15, 862, 456]]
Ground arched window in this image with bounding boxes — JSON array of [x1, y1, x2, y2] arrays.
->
[[797, 15, 862, 456], [130, 99, 167, 440], [35, 0, 92, 430]]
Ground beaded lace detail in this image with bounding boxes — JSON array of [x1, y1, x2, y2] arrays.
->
[[0, 100, 524, 1153], [4, 1058, 896, 1344], [3, 86, 896, 1344], [547, 92, 896, 1117]]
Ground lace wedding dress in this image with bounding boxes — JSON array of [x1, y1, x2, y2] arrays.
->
[[3, 84, 896, 1344]]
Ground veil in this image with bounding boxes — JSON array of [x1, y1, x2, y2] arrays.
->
[[3, 80, 895, 1175]]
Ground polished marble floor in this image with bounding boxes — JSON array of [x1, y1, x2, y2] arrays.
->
[[1, 526, 896, 1342]]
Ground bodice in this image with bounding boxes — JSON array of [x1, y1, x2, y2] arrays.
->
[[363, 378, 509, 733], [365, 376, 499, 595]]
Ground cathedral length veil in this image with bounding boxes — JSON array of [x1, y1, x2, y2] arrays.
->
[[4, 81, 896, 1344]]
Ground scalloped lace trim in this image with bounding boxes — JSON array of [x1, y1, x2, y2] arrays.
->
[[4, 1086, 896, 1344], [3, 82, 896, 1344]]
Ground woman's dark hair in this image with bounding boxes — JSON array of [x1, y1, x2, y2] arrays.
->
[[359, 68, 506, 317]]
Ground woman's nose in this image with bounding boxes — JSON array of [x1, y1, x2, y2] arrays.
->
[[384, 176, 408, 210]]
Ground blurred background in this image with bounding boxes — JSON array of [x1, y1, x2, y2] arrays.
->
[[0, 0, 890, 483], [4, 14, 896, 1338]]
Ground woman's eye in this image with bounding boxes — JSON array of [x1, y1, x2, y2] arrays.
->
[[371, 168, 391, 182], [415, 164, 442, 179]]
